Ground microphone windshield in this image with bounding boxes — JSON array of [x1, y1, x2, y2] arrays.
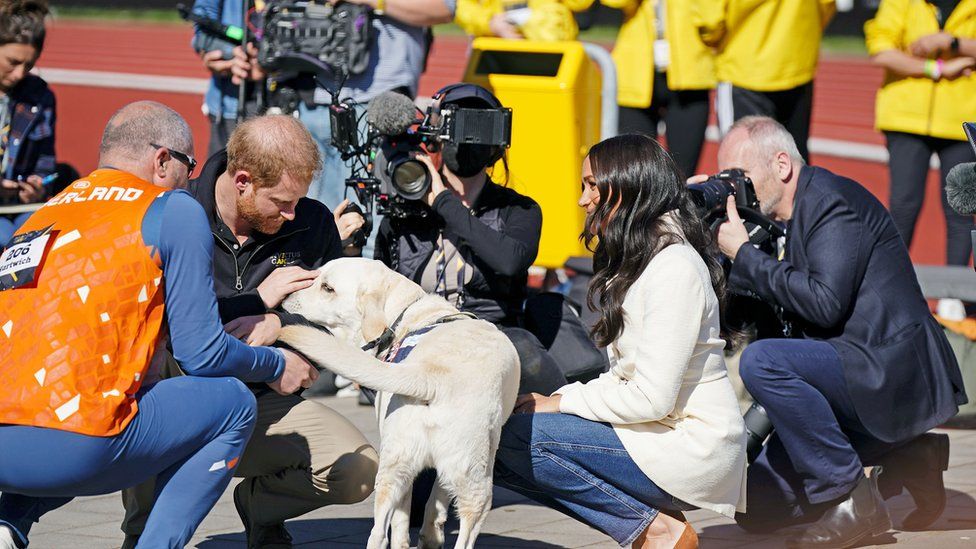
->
[[947, 162, 976, 216], [367, 92, 418, 136]]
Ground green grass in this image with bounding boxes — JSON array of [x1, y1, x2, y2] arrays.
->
[[51, 6, 184, 23], [821, 35, 868, 56]]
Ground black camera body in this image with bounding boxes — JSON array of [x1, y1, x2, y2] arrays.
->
[[687, 168, 760, 219], [688, 168, 786, 245], [257, 1, 372, 78]]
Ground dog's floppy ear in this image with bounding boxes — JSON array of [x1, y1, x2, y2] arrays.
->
[[357, 275, 389, 344]]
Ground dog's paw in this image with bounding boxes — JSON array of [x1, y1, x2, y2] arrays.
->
[[417, 530, 445, 549]]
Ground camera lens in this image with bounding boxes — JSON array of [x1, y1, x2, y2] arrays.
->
[[389, 158, 431, 201]]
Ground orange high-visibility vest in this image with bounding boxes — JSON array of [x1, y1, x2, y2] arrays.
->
[[0, 170, 168, 436]]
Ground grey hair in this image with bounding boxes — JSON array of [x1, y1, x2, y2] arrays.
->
[[728, 116, 805, 166], [98, 101, 193, 165]]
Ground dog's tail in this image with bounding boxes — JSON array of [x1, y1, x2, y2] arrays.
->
[[279, 325, 435, 401]]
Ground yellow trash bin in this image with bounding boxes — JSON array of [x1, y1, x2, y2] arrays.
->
[[463, 38, 602, 269]]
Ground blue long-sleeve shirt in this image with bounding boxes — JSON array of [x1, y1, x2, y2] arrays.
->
[[143, 190, 285, 382]]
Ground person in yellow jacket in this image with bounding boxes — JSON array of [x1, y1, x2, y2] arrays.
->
[[692, 0, 836, 162], [604, 0, 716, 177], [454, 0, 592, 41], [865, 0, 976, 272]]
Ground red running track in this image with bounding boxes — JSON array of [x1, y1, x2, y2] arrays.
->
[[38, 20, 954, 265]]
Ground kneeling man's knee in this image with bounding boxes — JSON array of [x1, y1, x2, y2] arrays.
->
[[739, 341, 780, 397], [320, 447, 379, 504]]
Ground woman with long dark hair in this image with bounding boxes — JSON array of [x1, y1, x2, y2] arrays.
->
[[0, 0, 56, 246], [494, 134, 747, 549]]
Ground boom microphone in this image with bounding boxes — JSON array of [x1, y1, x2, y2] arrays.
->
[[367, 92, 418, 136], [946, 162, 976, 215]]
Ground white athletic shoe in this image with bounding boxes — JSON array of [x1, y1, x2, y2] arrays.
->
[[0, 525, 18, 549]]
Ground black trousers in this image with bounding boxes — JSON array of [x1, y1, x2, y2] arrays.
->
[[730, 82, 814, 163], [618, 71, 710, 178], [885, 130, 975, 266]]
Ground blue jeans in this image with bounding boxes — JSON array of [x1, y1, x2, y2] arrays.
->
[[299, 102, 380, 258], [736, 338, 899, 533], [0, 213, 31, 247], [495, 413, 693, 547], [0, 376, 256, 548]]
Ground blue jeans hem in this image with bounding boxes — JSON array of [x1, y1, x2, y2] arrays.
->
[[620, 509, 658, 547]]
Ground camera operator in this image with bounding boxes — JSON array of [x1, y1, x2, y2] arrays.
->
[[711, 116, 967, 545], [374, 83, 568, 396]]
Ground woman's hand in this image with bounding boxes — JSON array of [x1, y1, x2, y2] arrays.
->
[[333, 199, 366, 240], [18, 175, 46, 204], [416, 154, 447, 206], [942, 56, 976, 79], [910, 32, 954, 57], [513, 392, 562, 414], [224, 313, 283, 346]]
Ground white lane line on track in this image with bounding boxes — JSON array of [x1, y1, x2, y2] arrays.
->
[[36, 67, 209, 95], [35, 67, 906, 166]]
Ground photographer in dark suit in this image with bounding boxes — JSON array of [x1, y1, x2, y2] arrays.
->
[[714, 116, 968, 547]]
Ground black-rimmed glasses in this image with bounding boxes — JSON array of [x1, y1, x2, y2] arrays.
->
[[151, 143, 197, 175]]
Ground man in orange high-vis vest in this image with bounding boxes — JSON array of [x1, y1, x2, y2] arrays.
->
[[0, 101, 318, 549]]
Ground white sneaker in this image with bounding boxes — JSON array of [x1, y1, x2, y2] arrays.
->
[[937, 298, 967, 321], [0, 526, 18, 549]]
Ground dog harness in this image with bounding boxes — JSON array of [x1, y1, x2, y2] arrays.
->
[[0, 170, 167, 436], [367, 305, 477, 365]]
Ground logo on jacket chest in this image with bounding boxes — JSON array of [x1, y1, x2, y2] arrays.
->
[[270, 252, 302, 267]]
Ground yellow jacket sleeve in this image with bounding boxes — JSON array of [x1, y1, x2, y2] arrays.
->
[[600, 0, 640, 18], [864, 0, 908, 55], [691, 0, 728, 47], [820, 0, 837, 30], [563, 0, 598, 12], [455, 0, 499, 37]]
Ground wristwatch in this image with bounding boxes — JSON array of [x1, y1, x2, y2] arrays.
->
[[951, 35, 961, 53], [375, 0, 386, 15]]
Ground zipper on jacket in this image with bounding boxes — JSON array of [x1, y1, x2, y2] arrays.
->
[[212, 227, 309, 293]]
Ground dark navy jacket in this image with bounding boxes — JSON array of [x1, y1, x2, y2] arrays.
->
[[730, 165, 967, 443], [2, 74, 56, 205]]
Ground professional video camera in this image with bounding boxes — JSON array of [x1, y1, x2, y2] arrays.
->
[[178, 1, 373, 119], [688, 168, 785, 245], [257, 1, 372, 77], [331, 86, 513, 226]]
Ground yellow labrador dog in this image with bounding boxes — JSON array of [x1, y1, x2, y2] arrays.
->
[[278, 258, 520, 549]]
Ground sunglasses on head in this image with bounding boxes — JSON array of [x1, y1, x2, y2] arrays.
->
[[151, 143, 197, 175]]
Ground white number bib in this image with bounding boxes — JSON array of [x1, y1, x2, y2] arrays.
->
[[0, 227, 57, 291]]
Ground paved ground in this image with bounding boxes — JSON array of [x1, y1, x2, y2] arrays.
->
[[22, 394, 976, 548]]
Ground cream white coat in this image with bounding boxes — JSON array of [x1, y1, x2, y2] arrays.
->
[[556, 244, 747, 517]]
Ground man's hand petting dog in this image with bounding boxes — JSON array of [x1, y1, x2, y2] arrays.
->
[[225, 314, 282, 346], [514, 393, 562, 414], [258, 266, 319, 309], [270, 349, 319, 395]]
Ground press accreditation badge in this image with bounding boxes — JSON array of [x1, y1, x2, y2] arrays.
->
[[0, 226, 58, 291]]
